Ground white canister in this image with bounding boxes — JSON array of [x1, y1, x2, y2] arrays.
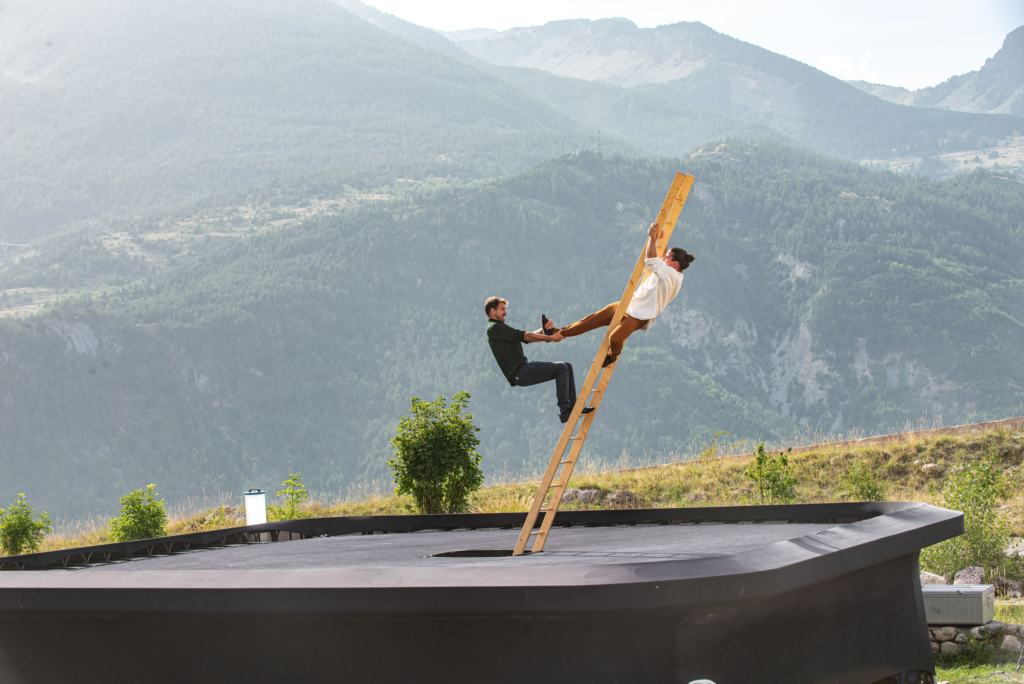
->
[[244, 488, 267, 526]]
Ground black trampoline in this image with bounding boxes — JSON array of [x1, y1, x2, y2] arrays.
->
[[0, 502, 961, 684]]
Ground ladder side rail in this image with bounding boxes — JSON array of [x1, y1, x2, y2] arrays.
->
[[511, 238, 662, 555], [528, 367, 618, 551], [539, 388, 607, 510], [511, 246, 658, 555], [513, 175, 691, 555], [527, 177, 695, 554], [581, 173, 691, 379], [512, 173, 694, 556], [561, 172, 689, 424]]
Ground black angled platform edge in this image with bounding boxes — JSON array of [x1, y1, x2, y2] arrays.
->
[[0, 502, 962, 684]]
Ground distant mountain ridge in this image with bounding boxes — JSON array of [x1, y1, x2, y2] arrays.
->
[[451, 17, 709, 88], [848, 25, 1024, 116], [432, 15, 1019, 165]]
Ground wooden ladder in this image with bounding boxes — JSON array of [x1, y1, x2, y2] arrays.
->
[[512, 172, 696, 556]]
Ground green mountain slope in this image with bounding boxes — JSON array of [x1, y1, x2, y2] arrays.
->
[[3, 145, 1023, 518], [0, 0, 782, 246], [0, 0, 620, 242], [675, 142, 1024, 430]]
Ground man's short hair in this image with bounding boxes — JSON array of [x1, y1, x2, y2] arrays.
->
[[484, 296, 507, 317], [668, 247, 695, 272]]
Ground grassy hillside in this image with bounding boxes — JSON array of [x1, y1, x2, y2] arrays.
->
[[16, 419, 1024, 684], [2, 144, 1023, 518], [32, 421, 1024, 553]]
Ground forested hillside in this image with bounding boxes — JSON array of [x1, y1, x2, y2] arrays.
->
[[2, 144, 1022, 518]]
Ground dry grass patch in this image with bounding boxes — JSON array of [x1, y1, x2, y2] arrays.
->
[[26, 426, 1024, 554]]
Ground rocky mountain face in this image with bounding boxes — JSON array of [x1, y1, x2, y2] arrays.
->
[[450, 17, 710, 88], [846, 81, 917, 106], [435, 16, 1019, 166], [847, 25, 1024, 116]]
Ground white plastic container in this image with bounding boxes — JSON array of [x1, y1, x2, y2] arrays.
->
[[921, 585, 995, 625], [244, 488, 267, 526]]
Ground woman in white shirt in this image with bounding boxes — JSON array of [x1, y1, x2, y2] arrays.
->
[[545, 222, 694, 367]]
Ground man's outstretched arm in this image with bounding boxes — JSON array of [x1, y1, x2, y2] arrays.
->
[[524, 329, 563, 342]]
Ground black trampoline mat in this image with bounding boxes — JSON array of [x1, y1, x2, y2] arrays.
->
[[81, 522, 842, 571]]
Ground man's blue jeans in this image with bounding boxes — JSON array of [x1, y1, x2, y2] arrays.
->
[[512, 361, 577, 417]]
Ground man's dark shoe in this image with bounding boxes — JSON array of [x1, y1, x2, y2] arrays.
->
[[560, 406, 595, 423], [602, 354, 617, 368], [541, 314, 555, 335]]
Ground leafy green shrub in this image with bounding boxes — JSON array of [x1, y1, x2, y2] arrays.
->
[[0, 493, 53, 556], [388, 392, 483, 514], [745, 444, 798, 504], [109, 484, 168, 542], [920, 452, 1014, 581], [842, 462, 887, 501], [268, 473, 309, 521]]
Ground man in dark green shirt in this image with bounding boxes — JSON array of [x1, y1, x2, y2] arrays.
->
[[485, 296, 592, 424]]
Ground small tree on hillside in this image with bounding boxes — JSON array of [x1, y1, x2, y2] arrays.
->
[[920, 452, 1014, 580], [0, 494, 53, 556], [268, 473, 309, 521], [388, 392, 483, 514], [745, 444, 798, 505], [109, 484, 168, 542]]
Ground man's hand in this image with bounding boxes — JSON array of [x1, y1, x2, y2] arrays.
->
[[543, 318, 564, 341], [524, 330, 564, 343], [647, 222, 661, 240]]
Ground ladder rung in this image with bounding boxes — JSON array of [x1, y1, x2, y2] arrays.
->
[[558, 460, 571, 465], [569, 436, 584, 440], [546, 482, 564, 489], [529, 529, 545, 535]]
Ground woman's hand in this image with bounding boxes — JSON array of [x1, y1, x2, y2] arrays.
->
[[646, 222, 662, 259]]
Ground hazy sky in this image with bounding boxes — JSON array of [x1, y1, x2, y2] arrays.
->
[[364, 0, 1024, 90]]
